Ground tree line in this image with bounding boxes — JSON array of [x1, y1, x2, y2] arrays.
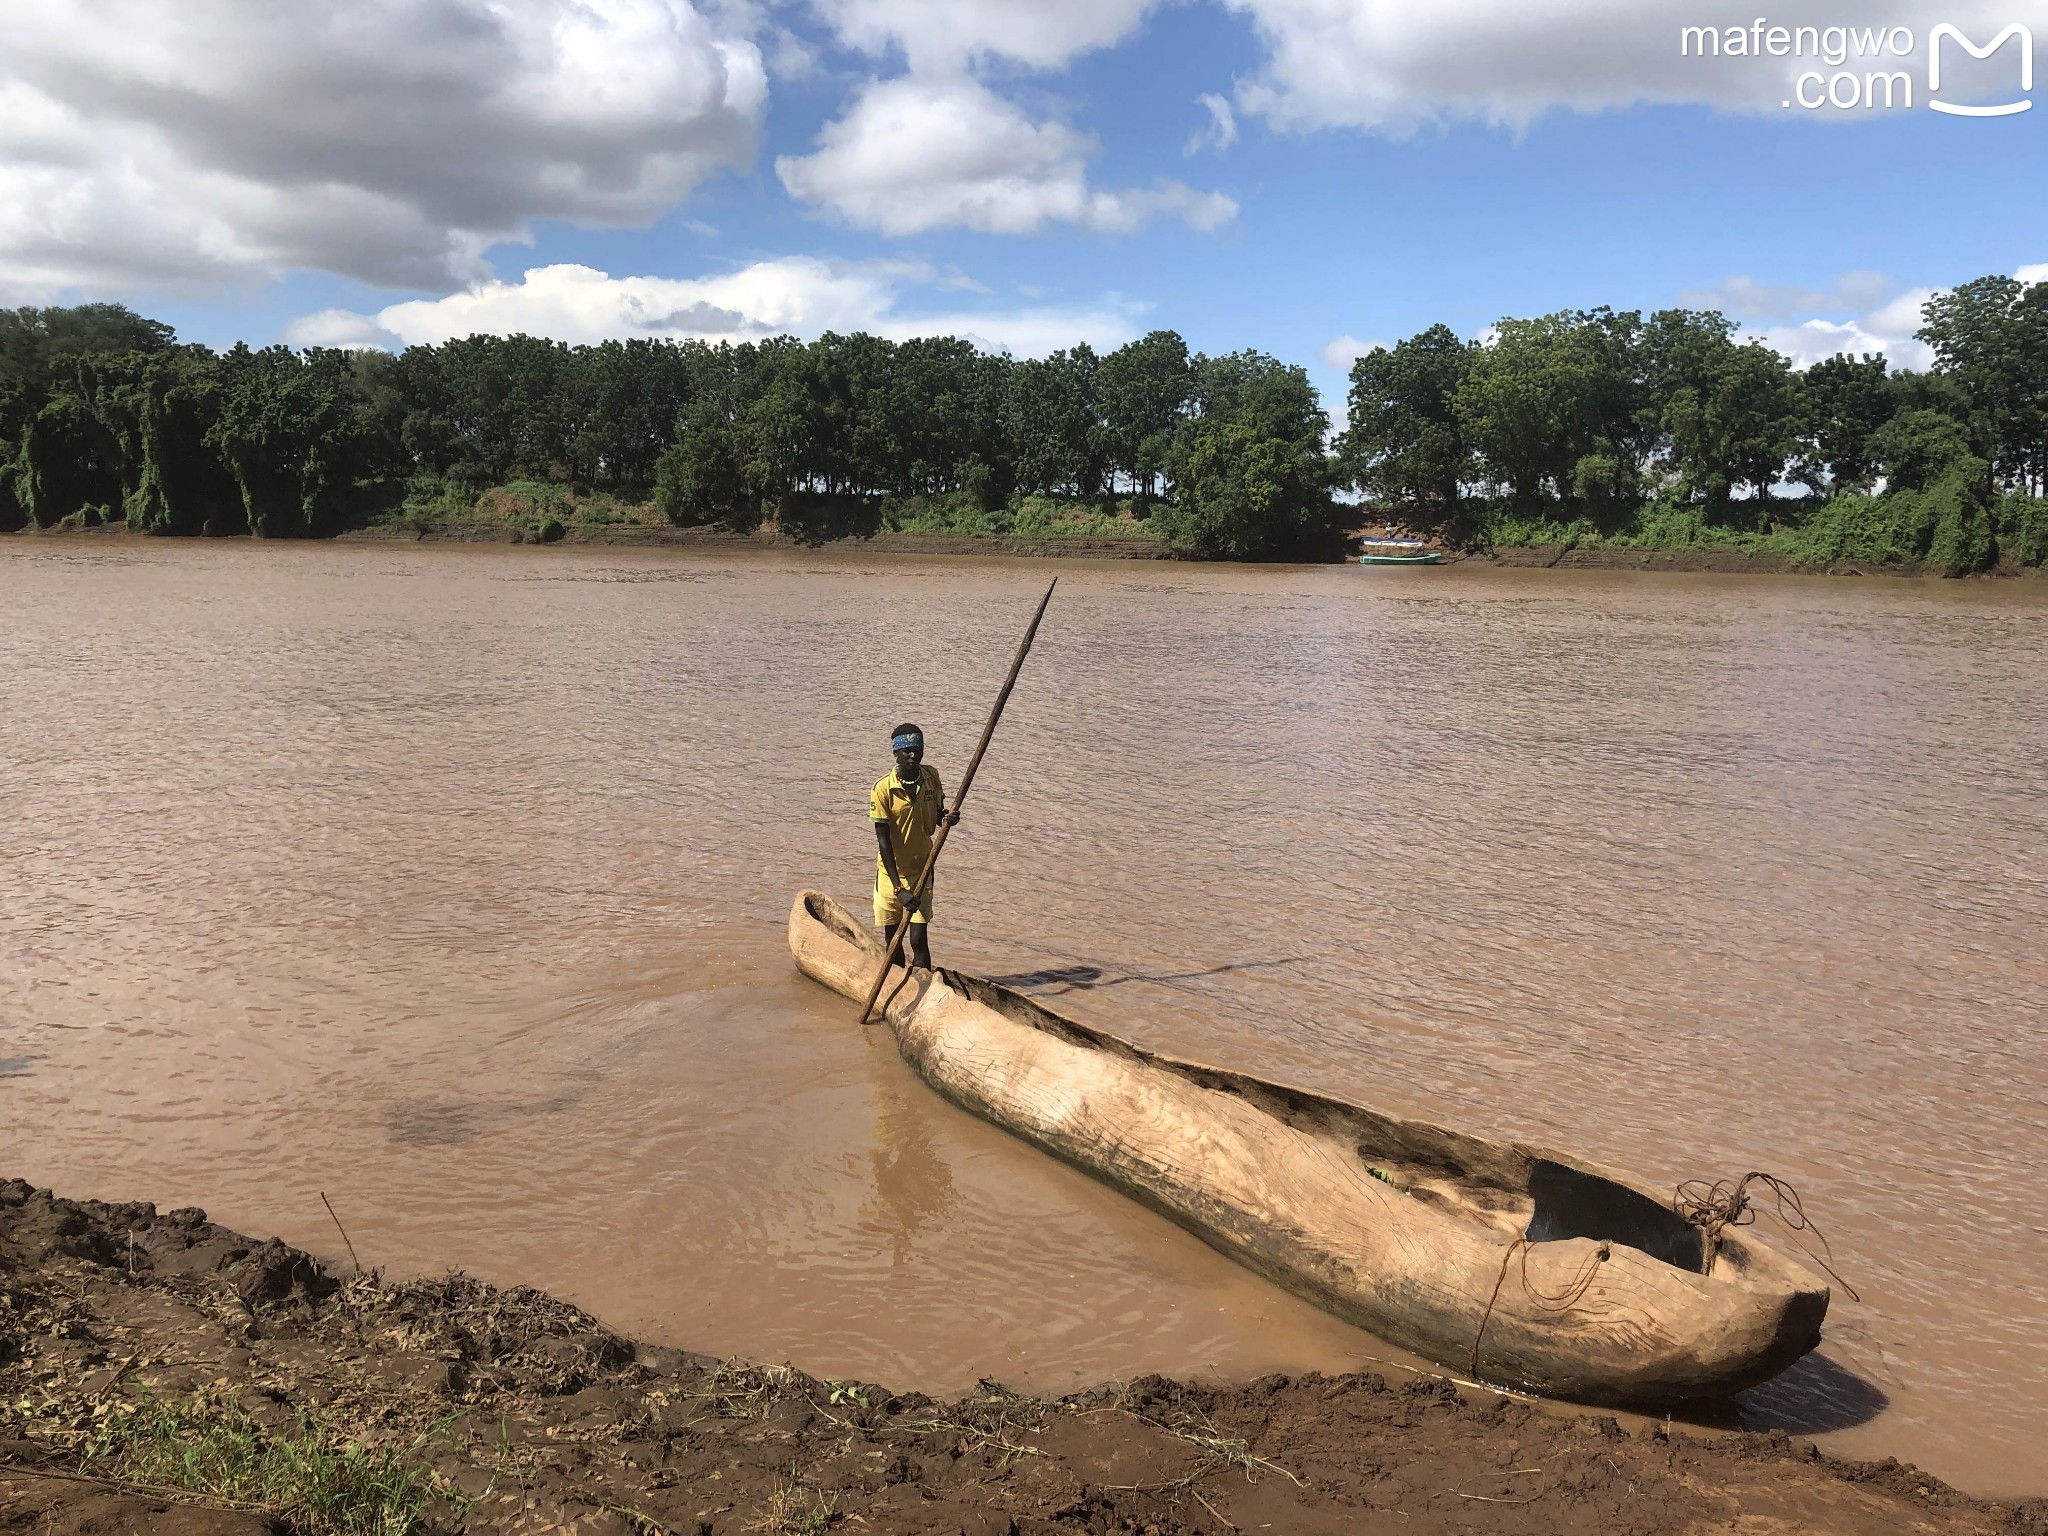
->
[[1337, 275, 2048, 573], [4, 275, 2046, 569], [0, 311, 1334, 558]]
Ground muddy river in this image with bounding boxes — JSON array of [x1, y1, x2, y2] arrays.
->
[[2, 539, 2043, 1495]]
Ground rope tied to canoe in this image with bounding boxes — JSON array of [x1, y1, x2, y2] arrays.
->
[[1673, 1171, 1859, 1301], [1468, 1236, 1610, 1380], [1467, 1171, 1859, 1384]]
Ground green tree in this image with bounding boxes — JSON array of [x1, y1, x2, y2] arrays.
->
[[1795, 352, 1892, 494], [1098, 330, 1192, 500], [1870, 409, 1975, 492], [1006, 347, 1107, 499], [1917, 274, 2048, 494], [1337, 325, 1475, 541], [1456, 309, 1649, 526], [574, 338, 692, 491], [100, 348, 242, 535], [0, 303, 173, 385], [208, 346, 391, 536], [1643, 309, 1798, 525], [15, 391, 124, 525], [655, 390, 753, 530], [1155, 350, 1337, 558]]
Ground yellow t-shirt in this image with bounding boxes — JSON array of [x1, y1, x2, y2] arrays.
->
[[870, 765, 945, 897]]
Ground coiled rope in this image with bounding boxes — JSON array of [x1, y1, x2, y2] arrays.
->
[[1673, 1170, 1859, 1300]]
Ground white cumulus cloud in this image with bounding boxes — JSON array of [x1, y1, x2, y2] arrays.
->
[[776, 75, 1235, 237], [1679, 271, 1898, 322], [1222, 0, 2038, 134], [1185, 92, 1239, 154], [1706, 261, 2046, 370], [0, 0, 765, 299], [284, 259, 1144, 357], [1317, 334, 1390, 371], [1748, 289, 1938, 371], [807, 0, 1162, 71], [1681, 269, 1940, 366]]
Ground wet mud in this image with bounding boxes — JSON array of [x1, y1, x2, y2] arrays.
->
[[4, 1180, 2041, 1536]]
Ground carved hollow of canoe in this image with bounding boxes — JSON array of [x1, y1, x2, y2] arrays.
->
[[789, 891, 1828, 1406]]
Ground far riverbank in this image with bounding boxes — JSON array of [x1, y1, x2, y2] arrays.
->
[[21, 517, 2048, 578]]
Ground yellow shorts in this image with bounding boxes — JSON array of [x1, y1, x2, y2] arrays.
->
[[874, 879, 934, 927]]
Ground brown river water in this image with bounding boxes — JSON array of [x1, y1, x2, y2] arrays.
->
[[2, 539, 2044, 1496]]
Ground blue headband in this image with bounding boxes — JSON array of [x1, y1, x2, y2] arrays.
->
[[892, 732, 923, 752]]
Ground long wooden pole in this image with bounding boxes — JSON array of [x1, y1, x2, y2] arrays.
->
[[857, 578, 1058, 1025]]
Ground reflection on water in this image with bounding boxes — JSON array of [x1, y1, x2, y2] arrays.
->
[[861, 1078, 956, 1267], [1, 540, 2043, 1496]]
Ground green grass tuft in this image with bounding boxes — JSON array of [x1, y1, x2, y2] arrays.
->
[[84, 1387, 437, 1536]]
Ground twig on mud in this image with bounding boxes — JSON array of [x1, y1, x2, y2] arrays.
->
[[1109, 1404, 1305, 1490], [1339, 1348, 1538, 1403], [90, 1355, 138, 1403], [597, 1495, 686, 1535], [319, 1192, 364, 1275], [883, 1381, 1048, 1474], [1453, 1466, 1546, 1504], [1193, 1489, 1238, 1530], [891, 1415, 1044, 1472], [1102, 1476, 1199, 1494]]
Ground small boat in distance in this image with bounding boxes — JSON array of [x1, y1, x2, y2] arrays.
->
[[789, 890, 1828, 1407], [1360, 537, 1445, 565]]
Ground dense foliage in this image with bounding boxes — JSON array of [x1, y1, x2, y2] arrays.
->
[[1337, 274, 2048, 574], [5, 274, 2047, 569], [0, 310, 1338, 559]]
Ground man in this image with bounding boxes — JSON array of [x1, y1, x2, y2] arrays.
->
[[869, 723, 957, 971]]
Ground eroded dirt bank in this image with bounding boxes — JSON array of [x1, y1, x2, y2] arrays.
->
[[3, 1181, 2041, 1536]]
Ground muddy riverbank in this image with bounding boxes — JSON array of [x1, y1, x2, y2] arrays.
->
[[28, 517, 2048, 575], [334, 520, 1179, 560], [4, 1180, 2040, 1536]]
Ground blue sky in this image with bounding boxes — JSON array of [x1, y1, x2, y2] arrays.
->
[[5, 1, 2044, 411]]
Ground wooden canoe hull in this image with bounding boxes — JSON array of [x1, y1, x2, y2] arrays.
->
[[789, 890, 1827, 1406]]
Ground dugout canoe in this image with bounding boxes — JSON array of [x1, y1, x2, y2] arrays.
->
[[788, 890, 1828, 1406]]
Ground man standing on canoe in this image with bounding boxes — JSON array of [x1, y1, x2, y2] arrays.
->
[[871, 723, 957, 971]]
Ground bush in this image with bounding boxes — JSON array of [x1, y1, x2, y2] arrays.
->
[[880, 492, 1001, 535], [1924, 461, 1995, 576], [1798, 491, 1935, 566], [1995, 493, 2048, 568], [1152, 417, 1339, 559], [873, 491, 1156, 541]]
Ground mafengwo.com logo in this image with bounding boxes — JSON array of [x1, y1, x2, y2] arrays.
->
[[1680, 20, 2033, 114]]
